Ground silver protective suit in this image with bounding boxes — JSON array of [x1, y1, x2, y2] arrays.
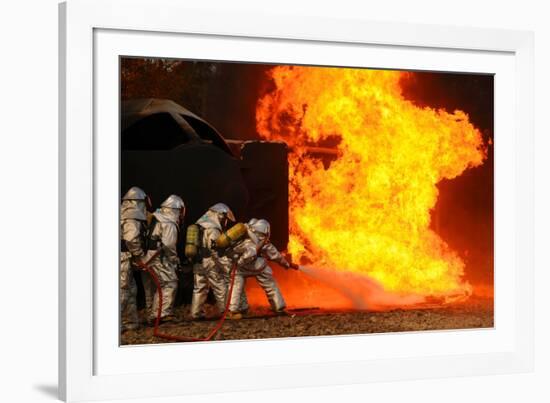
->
[[189, 205, 232, 319], [229, 219, 290, 313], [122, 186, 148, 202], [120, 193, 147, 331], [142, 197, 183, 320], [220, 254, 249, 313]]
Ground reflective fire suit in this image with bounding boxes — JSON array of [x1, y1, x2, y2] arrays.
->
[[120, 190, 148, 331], [142, 195, 184, 321], [229, 220, 291, 313], [190, 203, 235, 319]]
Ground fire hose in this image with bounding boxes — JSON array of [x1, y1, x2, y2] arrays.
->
[[136, 251, 238, 342]]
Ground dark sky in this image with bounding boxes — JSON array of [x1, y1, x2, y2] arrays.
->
[[121, 58, 494, 287]]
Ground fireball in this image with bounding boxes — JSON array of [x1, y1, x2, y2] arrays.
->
[[256, 66, 487, 300]]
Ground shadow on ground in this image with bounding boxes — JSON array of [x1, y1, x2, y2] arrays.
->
[[33, 384, 58, 400]]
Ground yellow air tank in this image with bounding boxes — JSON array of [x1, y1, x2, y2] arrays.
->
[[216, 222, 247, 249], [185, 224, 200, 258]]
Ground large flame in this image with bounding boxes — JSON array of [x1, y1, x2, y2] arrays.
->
[[256, 66, 487, 301]]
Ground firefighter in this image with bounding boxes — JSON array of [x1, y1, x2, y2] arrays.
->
[[142, 194, 185, 324], [190, 203, 236, 319], [120, 186, 150, 332], [227, 218, 295, 319]]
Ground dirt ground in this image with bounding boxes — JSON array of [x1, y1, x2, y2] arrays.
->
[[121, 297, 493, 345]]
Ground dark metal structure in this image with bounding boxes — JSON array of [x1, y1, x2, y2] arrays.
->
[[121, 98, 289, 250]]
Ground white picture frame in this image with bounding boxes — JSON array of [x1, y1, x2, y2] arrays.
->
[[59, 0, 534, 401]]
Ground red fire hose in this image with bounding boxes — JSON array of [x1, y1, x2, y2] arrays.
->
[[137, 252, 238, 342]]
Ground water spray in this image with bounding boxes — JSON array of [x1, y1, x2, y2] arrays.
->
[[291, 264, 426, 310]]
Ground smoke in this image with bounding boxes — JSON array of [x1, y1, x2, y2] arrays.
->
[[298, 266, 426, 311]]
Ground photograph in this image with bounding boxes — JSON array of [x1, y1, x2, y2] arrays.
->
[[119, 57, 494, 345]]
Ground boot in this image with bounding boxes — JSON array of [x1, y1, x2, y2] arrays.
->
[[226, 312, 243, 320]]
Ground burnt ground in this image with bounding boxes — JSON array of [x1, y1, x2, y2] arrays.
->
[[121, 297, 493, 345]]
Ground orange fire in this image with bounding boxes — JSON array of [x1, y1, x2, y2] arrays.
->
[[256, 66, 487, 302]]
